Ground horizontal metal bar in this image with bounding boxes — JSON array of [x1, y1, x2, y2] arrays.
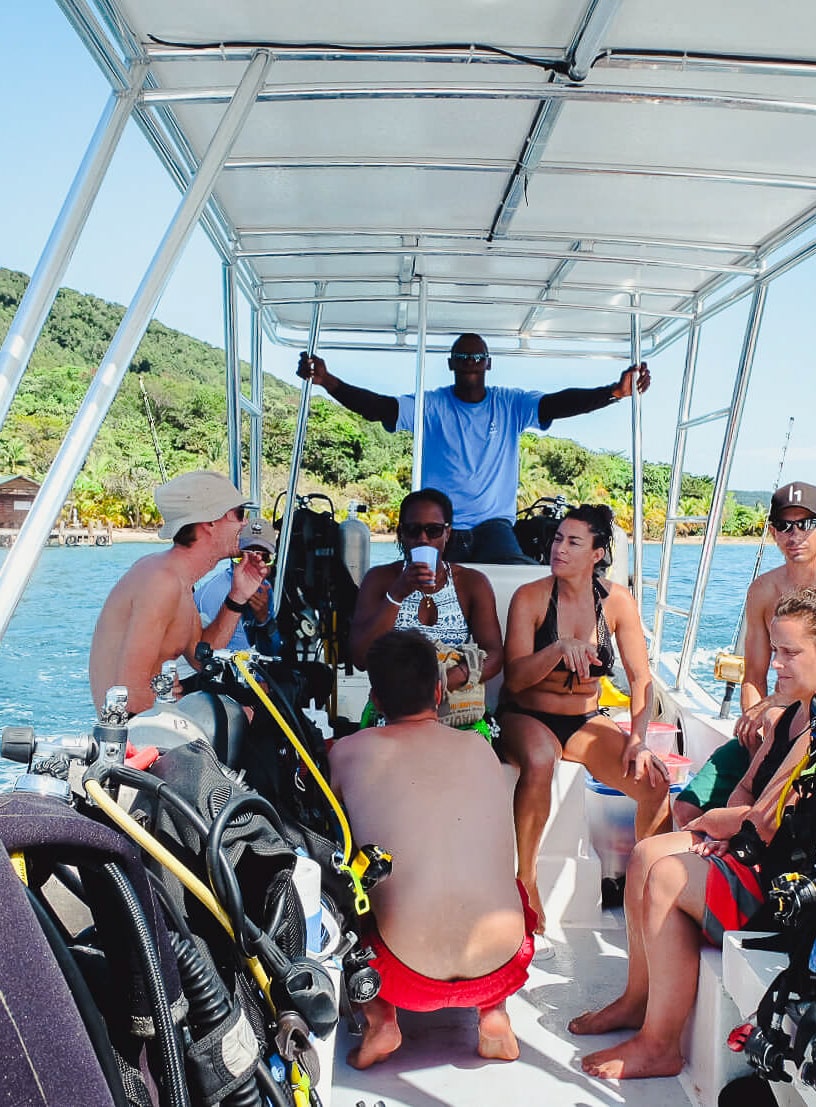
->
[[142, 42, 816, 83], [665, 515, 709, 525], [655, 602, 691, 619], [139, 81, 816, 117], [678, 407, 731, 429], [238, 225, 757, 256], [266, 331, 629, 358], [259, 290, 693, 318], [642, 577, 659, 589], [224, 155, 512, 172], [143, 43, 565, 67], [257, 272, 695, 299], [238, 243, 759, 276], [224, 154, 816, 193], [239, 396, 263, 418]]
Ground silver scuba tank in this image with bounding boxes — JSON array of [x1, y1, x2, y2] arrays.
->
[[338, 500, 370, 587]]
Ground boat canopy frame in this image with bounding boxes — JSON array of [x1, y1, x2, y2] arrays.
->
[[2, 0, 816, 695]]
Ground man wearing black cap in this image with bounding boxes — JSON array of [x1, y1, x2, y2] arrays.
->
[[674, 480, 816, 827], [89, 471, 268, 716], [195, 519, 278, 653]]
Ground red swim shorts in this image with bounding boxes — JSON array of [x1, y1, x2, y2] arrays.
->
[[364, 882, 537, 1012], [701, 852, 764, 948]]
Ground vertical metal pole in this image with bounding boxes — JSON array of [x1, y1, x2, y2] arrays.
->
[[630, 294, 644, 610], [223, 262, 241, 489], [249, 304, 263, 512], [0, 50, 272, 643], [0, 68, 147, 428], [411, 277, 428, 490], [650, 308, 701, 661], [273, 288, 324, 619], [676, 282, 768, 690]]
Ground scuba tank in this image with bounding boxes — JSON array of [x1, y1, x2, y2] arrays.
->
[[338, 500, 370, 587]]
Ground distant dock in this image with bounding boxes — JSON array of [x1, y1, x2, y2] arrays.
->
[[0, 522, 113, 548]]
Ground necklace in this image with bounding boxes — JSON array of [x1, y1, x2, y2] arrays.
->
[[417, 563, 447, 624]]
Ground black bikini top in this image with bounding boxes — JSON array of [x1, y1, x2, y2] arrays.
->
[[533, 576, 616, 684]]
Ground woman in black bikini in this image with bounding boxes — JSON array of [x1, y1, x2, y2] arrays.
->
[[500, 504, 671, 931]]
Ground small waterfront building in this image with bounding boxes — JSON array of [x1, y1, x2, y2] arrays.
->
[[0, 475, 40, 529]]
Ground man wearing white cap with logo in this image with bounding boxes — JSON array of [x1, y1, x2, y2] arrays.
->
[[195, 518, 278, 653], [674, 479, 816, 827], [89, 471, 268, 715]]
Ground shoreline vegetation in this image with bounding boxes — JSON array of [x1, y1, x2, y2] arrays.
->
[[0, 267, 769, 541], [106, 529, 761, 547]]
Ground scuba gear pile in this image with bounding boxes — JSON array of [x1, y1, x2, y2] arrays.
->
[[513, 495, 572, 565], [727, 696, 816, 1089], [0, 648, 393, 1107], [271, 492, 359, 674]]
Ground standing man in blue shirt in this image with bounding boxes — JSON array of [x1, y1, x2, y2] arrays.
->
[[297, 333, 649, 563]]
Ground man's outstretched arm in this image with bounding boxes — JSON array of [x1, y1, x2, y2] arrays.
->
[[538, 362, 650, 425], [297, 352, 399, 430]]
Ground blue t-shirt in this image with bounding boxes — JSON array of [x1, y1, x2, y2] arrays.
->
[[195, 563, 272, 652], [396, 386, 546, 527]]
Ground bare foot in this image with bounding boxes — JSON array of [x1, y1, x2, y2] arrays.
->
[[347, 1001, 402, 1070], [568, 995, 646, 1036], [581, 1033, 683, 1080], [477, 1006, 520, 1061]]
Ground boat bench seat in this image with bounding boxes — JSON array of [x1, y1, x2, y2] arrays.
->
[[502, 760, 602, 929], [681, 932, 816, 1106]]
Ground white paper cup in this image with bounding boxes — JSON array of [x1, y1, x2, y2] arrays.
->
[[410, 545, 438, 570]]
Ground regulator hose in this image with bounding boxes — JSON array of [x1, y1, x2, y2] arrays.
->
[[100, 861, 190, 1107]]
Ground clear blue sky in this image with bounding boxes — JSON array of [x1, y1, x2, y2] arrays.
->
[[3, 1, 816, 492]]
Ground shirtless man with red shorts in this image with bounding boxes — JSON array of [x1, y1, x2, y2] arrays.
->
[[329, 628, 535, 1068]]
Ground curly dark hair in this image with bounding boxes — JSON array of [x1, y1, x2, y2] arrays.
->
[[560, 503, 615, 571]]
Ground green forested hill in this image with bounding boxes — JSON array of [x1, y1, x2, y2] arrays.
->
[[0, 268, 766, 535]]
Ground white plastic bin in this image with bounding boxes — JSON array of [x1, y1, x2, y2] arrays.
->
[[585, 776, 683, 878]]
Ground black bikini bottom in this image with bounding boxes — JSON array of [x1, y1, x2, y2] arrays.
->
[[497, 701, 600, 748]]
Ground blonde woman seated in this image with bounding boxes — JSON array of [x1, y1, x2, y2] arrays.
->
[[569, 587, 816, 1079], [499, 503, 671, 931]]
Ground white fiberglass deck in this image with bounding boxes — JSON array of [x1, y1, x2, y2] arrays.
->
[[330, 920, 695, 1107]]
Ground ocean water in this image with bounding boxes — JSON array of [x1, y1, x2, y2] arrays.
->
[[0, 537, 781, 781]]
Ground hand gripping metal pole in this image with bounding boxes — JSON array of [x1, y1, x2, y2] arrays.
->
[[273, 290, 324, 619]]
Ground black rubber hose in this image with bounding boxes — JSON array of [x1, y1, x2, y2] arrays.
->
[[100, 862, 190, 1107], [169, 932, 261, 1107], [255, 1060, 297, 1107], [26, 887, 131, 1107], [206, 791, 292, 958]]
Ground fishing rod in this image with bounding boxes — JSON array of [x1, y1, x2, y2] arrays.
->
[[718, 416, 794, 719], [132, 364, 169, 482]]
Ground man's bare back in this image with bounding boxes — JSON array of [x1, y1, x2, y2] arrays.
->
[[330, 719, 524, 981], [90, 548, 203, 714]]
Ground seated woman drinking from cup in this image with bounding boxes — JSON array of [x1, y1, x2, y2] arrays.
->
[[350, 489, 503, 734], [569, 586, 816, 1080], [499, 503, 671, 931]]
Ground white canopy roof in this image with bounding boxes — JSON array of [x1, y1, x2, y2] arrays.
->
[[62, 0, 816, 355]]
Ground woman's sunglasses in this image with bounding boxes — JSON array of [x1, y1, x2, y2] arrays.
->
[[400, 522, 449, 540], [772, 517, 816, 534]]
